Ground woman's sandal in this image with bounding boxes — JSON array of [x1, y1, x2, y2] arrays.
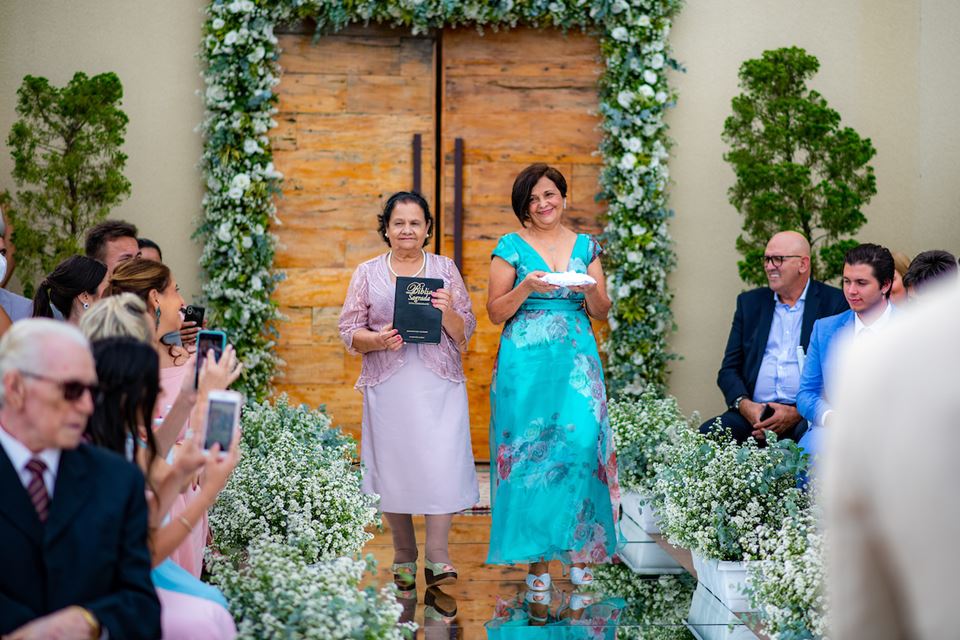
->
[[392, 561, 417, 594], [570, 566, 594, 587], [525, 572, 552, 592], [424, 586, 458, 617], [524, 589, 552, 624], [424, 559, 458, 587], [558, 592, 595, 620]]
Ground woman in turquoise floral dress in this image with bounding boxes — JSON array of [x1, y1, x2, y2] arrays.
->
[[486, 163, 621, 591]]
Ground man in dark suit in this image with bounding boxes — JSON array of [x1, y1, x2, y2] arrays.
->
[[700, 231, 848, 443], [0, 319, 160, 640]]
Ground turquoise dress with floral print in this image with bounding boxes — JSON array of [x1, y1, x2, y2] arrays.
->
[[487, 233, 621, 566]]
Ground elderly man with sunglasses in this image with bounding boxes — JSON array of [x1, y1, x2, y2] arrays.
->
[[700, 231, 848, 444], [0, 319, 159, 640]]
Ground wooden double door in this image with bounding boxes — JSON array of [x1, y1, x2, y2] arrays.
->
[[272, 23, 605, 460]]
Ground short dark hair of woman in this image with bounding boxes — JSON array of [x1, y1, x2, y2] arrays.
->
[[87, 336, 160, 477], [377, 191, 433, 247], [32, 255, 108, 319], [844, 243, 895, 298], [511, 163, 568, 227]]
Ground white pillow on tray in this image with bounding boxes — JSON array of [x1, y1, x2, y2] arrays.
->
[[540, 271, 597, 287]]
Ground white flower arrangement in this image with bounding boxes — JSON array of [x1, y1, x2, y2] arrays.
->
[[746, 505, 828, 640], [209, 395, 379, 563], [208, 537, 412, 640], [608, 391, 696, 495], [591, 562, 696, 639], [653, 427, 810, 562], [199, 0, 684, 400]]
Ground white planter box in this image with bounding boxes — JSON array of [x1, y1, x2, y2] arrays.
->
[[691, 551, 755, 613], [617, 511, 684, 574], [620, 490, 662, 534], [686, 583, 756, 640]]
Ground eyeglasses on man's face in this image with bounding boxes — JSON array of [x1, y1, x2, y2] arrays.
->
[[20, 371, 99, 401], [761, 255, 803, 268]]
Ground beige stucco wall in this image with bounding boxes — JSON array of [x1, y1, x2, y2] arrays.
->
[[1, 1, 957, 416], [667, 0, 960, 419], [0, 0, 207, 300]]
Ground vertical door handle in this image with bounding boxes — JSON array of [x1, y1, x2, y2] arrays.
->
[[453, 137, 464, 273], [412, 133, 422, 194]]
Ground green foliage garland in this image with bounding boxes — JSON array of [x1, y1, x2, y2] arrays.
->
[[200, 0, 683, 399]]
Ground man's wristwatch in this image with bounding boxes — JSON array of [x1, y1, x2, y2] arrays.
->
[[732, 395, 748, 412]]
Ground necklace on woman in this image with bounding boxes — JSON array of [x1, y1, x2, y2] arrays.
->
[[388, 249, 426, 278]]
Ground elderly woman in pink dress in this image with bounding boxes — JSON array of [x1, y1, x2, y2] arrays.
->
[[339, 191, 478, 600]]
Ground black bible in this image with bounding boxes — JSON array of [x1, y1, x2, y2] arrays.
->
[[392, 276, 444, 344]]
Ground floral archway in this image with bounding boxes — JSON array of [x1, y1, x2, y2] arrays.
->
[[199, 0, 683, 400]]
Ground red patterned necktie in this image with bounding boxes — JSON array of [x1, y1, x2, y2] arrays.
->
[[25, 458, 50, 523]]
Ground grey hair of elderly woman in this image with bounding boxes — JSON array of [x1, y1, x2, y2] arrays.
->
[[0, 319, 89, 405], [79, 293, 153, 343]]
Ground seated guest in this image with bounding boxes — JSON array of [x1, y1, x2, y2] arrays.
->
[[701, 231, 848, 443], [0, 207, 32, 323], [84, 219, 140, 274], [0, 319, 160, 639], [138, 237, 163, 263], [89, 337, 238, 640], [796, 243, 896, 463], [31, 255, 107, 324], [890, 250, 911, 305], [903, 249, 958, 299]]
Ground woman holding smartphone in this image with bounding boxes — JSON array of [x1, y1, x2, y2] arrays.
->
[[105, 258, 242, 577]]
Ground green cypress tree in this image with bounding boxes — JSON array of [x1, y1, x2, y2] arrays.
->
[[723, 47, 877, 286], [3, 72, 130, 295]]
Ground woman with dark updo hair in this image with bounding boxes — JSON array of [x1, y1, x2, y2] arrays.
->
[[32, 255, 107, 323], [339, 191, 478, 600], [486, 163, 620, 595]]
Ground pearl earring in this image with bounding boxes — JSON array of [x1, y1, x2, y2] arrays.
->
[[82, 302, 89, 310]]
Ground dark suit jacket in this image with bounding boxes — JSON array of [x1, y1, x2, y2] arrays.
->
[[716, 279, 849, 409], [0, 442, 160, 639]]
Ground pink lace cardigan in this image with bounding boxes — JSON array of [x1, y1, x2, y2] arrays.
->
[[338, 252, 477, 389]]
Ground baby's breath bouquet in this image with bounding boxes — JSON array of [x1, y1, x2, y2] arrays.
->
[[653, 426, 809, 561], [592, 563, 696, 639], [210, 395, 378, 563], [747, 507, 827, 640], [208, 537, 411, 640], [609, 392, 696, 494]]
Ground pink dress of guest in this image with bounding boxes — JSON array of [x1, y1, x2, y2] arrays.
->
[[158, 363, 209, 578], [339, 252, 479, 514]]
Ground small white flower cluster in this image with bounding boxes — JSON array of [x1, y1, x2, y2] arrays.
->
[[198, 0, 683, 401], [653, 427, 810, 562], [208, 538, 412, 640], [608, 391, 696, 495], [592, 562, 696, 639], [746, 503, 828, 639], [209, 395, 379, 563]]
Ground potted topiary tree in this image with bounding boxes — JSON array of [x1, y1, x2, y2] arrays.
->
[[723, 47, 877, 287]]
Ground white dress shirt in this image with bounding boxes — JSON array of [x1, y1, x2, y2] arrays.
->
[[854, 299, 894, 337], [0, 423, 60, 496]]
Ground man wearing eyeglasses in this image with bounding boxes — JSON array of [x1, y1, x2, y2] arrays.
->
[[0, 320, 160, 640], [701, 231, 848, 444]]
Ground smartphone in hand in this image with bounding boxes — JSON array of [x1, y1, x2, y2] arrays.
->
[[203, 390, 243, 455], [195, 329, 227, 388], [760, 403, 775, 421], [184, 305, 205, 327]]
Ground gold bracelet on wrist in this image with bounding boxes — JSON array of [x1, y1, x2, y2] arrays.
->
[[177, 515, 193, 533], [75, 606, 101, 639]]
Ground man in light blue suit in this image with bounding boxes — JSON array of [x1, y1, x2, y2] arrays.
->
[[796, 243, 896, 466]]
